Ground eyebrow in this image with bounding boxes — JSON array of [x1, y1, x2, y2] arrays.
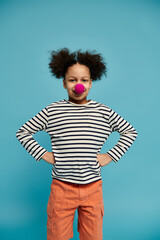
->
[[69, 76, 90, 78]]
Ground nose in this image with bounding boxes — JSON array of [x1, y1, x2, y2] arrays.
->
[[74, 83, 85, 94]]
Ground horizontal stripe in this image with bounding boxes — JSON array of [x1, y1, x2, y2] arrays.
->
[[16, 99, 138, 184]]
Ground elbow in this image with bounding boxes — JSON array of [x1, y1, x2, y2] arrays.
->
[[16, 131, 19, 140], [16, 129, 21, 140], [134, 129, 138, 139]]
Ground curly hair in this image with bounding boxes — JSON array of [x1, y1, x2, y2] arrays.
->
[[48, 48, 107, 81]]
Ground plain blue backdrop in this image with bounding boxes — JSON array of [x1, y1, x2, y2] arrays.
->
[[0, 0, 160, 239]]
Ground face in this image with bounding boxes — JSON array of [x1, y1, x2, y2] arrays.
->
[[63, 62, 92, 104]]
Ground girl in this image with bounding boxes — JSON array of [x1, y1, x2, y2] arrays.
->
[[16, 48, 138, 240]]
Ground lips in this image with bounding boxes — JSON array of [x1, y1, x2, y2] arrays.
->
[[73, 91, 83, 94]]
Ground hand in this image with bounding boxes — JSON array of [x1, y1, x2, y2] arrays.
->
[[40, 152, 55, 165], [97, 153, 113, 167]]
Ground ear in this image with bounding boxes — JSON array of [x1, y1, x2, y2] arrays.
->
[[89, 79, 92, 89], [63, 78, 67, 89]]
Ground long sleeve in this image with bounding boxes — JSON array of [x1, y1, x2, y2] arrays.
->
[[16, 107, 48, 161], [107, 108, 138, 163]]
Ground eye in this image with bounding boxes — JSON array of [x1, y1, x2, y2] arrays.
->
[[82, 79, 88, 82], [69, 79, 76, 82]]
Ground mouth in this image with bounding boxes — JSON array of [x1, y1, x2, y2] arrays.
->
[[73, 91, 83, 95]]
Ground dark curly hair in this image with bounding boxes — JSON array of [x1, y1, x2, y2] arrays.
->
[[48, 48, 107, 81]]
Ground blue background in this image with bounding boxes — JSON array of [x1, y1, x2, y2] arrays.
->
[[0, 0, 160, 239]]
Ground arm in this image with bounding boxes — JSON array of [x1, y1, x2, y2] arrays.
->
[[107, 108, 138, 163], [16, 107, 49, 161], [41, 151, 55, 164]]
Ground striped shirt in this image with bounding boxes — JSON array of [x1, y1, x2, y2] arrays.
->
[[16, 99, 138, 184]]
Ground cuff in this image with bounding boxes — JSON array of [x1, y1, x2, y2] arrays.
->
[[106, 151, 119, 163]]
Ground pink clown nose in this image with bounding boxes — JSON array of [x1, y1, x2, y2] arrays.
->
[[74, 84, 85, 94]]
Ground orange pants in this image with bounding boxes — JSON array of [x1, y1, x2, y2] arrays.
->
[[47, 179, 104, 240]]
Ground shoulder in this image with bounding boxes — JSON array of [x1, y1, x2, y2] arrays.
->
[[44, 99, 66, 109], [91, 100, 112, 112]]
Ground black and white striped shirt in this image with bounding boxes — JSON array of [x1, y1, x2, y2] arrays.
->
[[16, 99, 138, 184]]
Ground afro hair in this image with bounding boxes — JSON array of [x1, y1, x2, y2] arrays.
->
[[48, 48, 107, 81]]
